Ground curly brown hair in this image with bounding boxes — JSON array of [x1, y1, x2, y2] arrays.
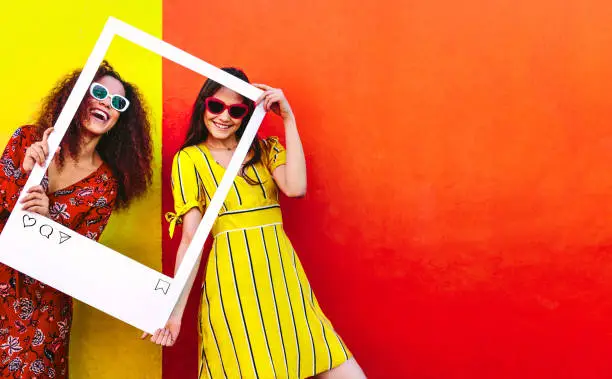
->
[[34, 61, 153, 210]]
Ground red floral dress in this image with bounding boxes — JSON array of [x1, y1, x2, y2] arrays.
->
[[0, 126, 118, 378]]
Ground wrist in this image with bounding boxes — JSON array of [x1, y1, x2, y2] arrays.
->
[[282, 113, 296, 124], [169, 314, 183, 323]]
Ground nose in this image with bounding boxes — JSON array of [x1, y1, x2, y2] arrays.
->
[[101, 98, 112, 108], [217, 108, 232, 120], [94, 95, 112, 109]]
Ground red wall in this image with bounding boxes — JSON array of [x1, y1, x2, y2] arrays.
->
[[162, 0, 612, 377]]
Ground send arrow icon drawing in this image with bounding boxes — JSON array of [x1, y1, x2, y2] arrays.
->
[[58, 231, 71, 244]]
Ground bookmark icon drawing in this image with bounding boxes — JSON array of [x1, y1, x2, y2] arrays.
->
[[155, 279, 170, 295]]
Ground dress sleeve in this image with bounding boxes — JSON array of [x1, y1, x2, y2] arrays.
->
[[72, 179, 118, 242], [262, 136, 287, 172], [165, 149, 205, 238], [0, 127, 36, 216]]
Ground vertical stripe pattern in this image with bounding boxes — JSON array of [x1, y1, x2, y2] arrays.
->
[[170, 139, 352, 378]]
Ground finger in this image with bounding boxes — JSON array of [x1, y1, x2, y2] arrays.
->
[[268, 90, 282, 100], [150, 328, 162, 343], [36, 152, 45, 166], [28, 185, 45, 194], [42, 127, 54, 143], [166, 329, 176, 346], [264, 96, 277, 112], [22, 152, 35, 172], [40, 141, 49, 157], [34, 139, 50, 157], [26, 146, 37, 163], [21, 199, 44, 210], [155, 329, 166, 345], [156, 333, 165, 346], [140, 332, 150, 340], [20, 198, 42, 209], [261, 94, 270, 111], [270, 89, 283, 99], [32, 145, 45, 165], [163, 329, 173, 346], [155, 329, 168, 345], [255, 93, 266, 105], [252, 83, 272, 91], [266, 94, 282, 107], [22, 203, 46, 215], [35, 144, 48, 160], [20, 192, 42, 204], [256, 89, 274, 105], [22, 162, 33, 174], [20, 192, 39, 202], [28, 206, 48, 216], [160, 329, 171, 346]]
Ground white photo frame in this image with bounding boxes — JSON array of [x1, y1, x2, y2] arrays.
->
[[0, 16, 265, 334]]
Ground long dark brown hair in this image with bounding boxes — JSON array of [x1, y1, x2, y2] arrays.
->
[[34, 61, 153, 209], [182, 67, 262, 184]]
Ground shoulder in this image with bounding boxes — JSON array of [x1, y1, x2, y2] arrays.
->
[[173, 145, 209, 169], [8, 125, 38, 145], [2, 126, 38, 161], [175, 145, 203, 160], [260, 136, 284, 153], [261, 136, 281, 146], [96, 163, 119, 197]]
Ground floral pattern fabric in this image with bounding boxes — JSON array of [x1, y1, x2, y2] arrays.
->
[[0, 126, 118, 378]]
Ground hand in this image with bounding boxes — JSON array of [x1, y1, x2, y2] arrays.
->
[[253, 84, 294, 121], [20, 185, 50, 217], [141, 318, 181, 347], [23, 127, 58, 174]]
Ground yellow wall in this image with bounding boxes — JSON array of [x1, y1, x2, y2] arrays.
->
[[0, 2, 163, 378]]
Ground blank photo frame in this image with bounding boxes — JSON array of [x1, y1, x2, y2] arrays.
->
[[0, 17, 265, 334]]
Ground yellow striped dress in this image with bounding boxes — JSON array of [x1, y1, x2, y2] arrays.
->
[[167, 137, 352, 379]]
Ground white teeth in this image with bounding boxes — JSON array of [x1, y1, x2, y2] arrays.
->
[[91, 109, 109, 121], [214, 122, 231, 130]]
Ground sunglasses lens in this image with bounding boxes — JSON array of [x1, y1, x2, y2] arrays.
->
[[229, 105, 248, 119], [91, 84, 108, 100], [207, 99, 225, 114], [111, 96, 128, 111]]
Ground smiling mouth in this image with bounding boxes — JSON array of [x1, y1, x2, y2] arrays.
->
[[90, 109, 109, 122], [213, 121, 233, 130]]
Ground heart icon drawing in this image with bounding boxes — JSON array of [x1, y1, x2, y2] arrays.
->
[[22, 214, 36, 228]]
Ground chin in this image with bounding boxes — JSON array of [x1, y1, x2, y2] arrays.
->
[[209, 130, 235, 140], [83, 123, 111, 136]]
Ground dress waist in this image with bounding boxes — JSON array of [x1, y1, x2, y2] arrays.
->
[[212, 204, 283, 237]]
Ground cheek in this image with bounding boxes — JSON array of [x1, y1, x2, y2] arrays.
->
[[202, 113, 212, 127], [84, 97, 96, 109], [109, 111, 121, 126], [203, 111, 225, 127]]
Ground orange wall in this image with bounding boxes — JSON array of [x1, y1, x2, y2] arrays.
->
[[162, 0, 612, 377]]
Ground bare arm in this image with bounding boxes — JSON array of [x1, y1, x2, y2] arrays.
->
[[253, 84, 307, 197], [142, 207, 203, 346], [169, 208, 204, 321]]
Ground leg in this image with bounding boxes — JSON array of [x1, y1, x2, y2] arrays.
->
[[313, 358, 367, 379]]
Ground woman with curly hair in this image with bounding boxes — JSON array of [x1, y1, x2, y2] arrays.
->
[[0, 61, 153, 378]]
